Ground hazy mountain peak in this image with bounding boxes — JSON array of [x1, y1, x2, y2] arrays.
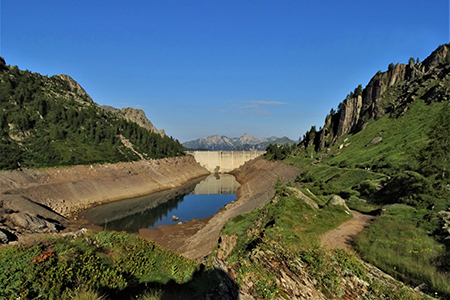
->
[[183, 134, 297, 151]]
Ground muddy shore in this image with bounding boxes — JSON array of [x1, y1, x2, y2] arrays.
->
[[139, 157, 300, 259], [0, 156, 210, 243], [1, 155, 210, 218], [1, 155, 300, 259]]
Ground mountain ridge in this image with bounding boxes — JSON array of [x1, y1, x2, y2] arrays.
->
[[0, 57, 184, 169], [300, 43, 450, 152], [183, 133, 297, 151]]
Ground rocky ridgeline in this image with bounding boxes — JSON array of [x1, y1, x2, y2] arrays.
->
[[183, 133, 296, 151], [101, 105, 166, 136], [304, 44, 450, 152]]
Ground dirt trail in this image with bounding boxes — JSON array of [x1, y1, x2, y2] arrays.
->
[[320, 210, 376, 250]]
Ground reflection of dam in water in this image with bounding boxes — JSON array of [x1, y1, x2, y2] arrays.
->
[[193, 173, 240, 195], [80, 174, 239, 232]]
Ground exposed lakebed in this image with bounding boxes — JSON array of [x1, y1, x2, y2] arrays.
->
[[79, 174, 240, 233]]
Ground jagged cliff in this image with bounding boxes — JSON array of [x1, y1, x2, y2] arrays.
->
[[303, 44, 450, 152]]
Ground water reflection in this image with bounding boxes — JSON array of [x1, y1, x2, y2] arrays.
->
[[80, 174, 239, 233]]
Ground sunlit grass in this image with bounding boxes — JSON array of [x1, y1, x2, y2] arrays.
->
[[355, 205, 450, 297]]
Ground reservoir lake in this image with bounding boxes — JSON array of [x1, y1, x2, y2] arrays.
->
[[80, 173, 240, 233]]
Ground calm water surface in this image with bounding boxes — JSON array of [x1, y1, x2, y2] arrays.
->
[[80, 174, 239, 233]]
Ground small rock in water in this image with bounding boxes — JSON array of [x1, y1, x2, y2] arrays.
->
[[172, 215, 179, 221], [178, 222, 182, 225]]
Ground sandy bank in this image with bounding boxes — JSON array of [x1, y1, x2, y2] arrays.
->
[[0, 155, 210, 218]]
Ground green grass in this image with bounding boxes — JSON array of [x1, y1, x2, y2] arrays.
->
[[0, 231, 209, 300], [270, 99, 450, 298], [323, 100, 443, 174], [345, 196, 380, 213], [354, 205, 450, 298], [218, 183, 430, 299]]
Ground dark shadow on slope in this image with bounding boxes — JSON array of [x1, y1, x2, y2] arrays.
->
[[111, 263, 240, 300]]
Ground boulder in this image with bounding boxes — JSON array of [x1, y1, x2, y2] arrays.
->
[[0, 226, 17, 244], [10, 212, 59, 233], [365, 136, 383, 147], [286, 187, 319, 209], [0, 229, 9, 244], [327, 195, 350, 210]]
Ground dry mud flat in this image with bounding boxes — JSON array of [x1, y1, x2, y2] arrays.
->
[[140, 157, 300, 259]]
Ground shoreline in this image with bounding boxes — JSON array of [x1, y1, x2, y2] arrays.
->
[[1, 155, 210, 218], [135, 157, 301, 259], [0, 156, 210, 243]]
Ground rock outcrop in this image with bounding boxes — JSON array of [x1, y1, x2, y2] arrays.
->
[[101, 105, 165, 136], [0, 195, 67, 243], [55, 74, 94, 103], [303, 43, 450, 152]]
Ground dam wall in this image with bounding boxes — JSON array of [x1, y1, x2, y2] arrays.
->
[[187, 150, 266, 173]]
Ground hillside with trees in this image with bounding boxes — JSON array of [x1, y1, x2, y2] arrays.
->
[[0, 57, 185, 170]]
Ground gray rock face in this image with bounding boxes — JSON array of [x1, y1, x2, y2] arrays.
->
[[306, 44, 450, 152], [101, 105, 165, 136], [55, 74, 94, 103], [0, 195, 66, 243], [10, 213, 58, 233]]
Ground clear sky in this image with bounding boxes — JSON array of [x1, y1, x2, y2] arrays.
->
[[1, 1, 448, 142]]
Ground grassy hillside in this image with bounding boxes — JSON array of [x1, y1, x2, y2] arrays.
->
[[263, 45, 450, 298], [216, 181, 431, 299], [0, 58, 185, 170]]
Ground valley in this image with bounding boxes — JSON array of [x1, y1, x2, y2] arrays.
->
[[1, 44, 450, 300]]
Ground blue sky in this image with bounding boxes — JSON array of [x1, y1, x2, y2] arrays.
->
[[1, 1, 448, 142]]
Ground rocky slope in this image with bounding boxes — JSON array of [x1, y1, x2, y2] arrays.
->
[[183, 133, 296, 151], [0, 156, 210, 243], [302, 43, 450, 152], [101, 105, 166, 136]]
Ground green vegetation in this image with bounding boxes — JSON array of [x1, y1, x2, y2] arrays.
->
[[355, 205, 449, 296], [0, 231, 222, 300], [264, 143, 296, 161], [264, 97, 450, 298], [0, 62, 185, 170], [218, 182, 428, 299]]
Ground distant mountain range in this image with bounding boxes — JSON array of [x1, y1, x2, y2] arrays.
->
[[182, 134, 297, 151]]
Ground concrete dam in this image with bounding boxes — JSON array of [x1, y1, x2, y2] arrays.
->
[[187, 151, 266, 173]]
